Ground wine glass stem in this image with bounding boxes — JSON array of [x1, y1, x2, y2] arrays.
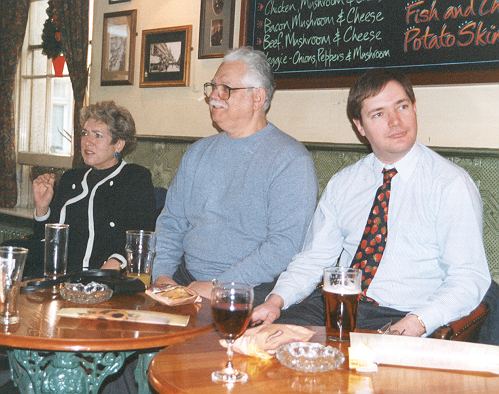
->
[[225, 340, 235, 372]]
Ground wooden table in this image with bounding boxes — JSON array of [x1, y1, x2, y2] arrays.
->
[[0, 289, 212, 394], [148, 327, 499, 393]]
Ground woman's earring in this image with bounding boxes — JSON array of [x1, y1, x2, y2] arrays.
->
[[113, 151, 122, 160]]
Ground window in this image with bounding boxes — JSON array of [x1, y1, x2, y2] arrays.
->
[[16, 0, 92, 168], [12, 0, 93, 210]]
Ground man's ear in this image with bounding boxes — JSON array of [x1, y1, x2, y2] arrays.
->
[[353, 118, 365, 137], [252, 88, 266, 111]]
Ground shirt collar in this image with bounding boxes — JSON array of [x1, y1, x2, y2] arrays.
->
[[372, 143, 422, 180]]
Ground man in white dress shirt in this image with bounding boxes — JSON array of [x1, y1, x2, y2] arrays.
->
[[252, 69, 492, 337]]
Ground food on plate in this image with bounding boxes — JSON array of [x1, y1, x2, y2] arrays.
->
[[160, 286, 193, 300], [146, 285, 200, 306]]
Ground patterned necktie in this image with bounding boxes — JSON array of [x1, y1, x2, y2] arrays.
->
[[351, 168, 398, 299]]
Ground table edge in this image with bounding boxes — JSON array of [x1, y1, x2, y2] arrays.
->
[[0, 324, 214, 352]]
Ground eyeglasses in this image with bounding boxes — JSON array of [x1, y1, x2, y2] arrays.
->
[[203, 82, 255, 101]]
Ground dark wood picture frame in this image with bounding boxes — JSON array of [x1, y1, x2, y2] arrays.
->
[[140, 25, 192, 88], [109, 0, 131, 4], [198, 0, 235, 59], [101, 10, 136, 86]]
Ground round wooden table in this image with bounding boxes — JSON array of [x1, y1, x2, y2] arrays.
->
[[148, 327, 499, 393], [0, 289, 213, 393]]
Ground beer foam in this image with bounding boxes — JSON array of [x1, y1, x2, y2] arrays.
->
[[323, 284, 360, 295]]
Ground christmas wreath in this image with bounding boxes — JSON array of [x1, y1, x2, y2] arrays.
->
[[41, 4, 64, 59]]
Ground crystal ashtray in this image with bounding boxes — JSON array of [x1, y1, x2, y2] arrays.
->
[[60, 282, 113, 304], [275, 342, 345, 373]]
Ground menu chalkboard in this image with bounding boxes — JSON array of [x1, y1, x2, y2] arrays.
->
[[240, 0, 499, 87]]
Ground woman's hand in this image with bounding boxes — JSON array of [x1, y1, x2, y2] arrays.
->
[[101, 258, 122, 270], [33, 173, 56, 216]]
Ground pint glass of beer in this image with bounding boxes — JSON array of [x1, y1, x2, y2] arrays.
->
[[323, 267, 361, 342]]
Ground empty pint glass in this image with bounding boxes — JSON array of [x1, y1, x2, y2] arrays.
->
[[323, 267, 361, 342], [0, 246, 28, 325], [44, 223, 69, 280]]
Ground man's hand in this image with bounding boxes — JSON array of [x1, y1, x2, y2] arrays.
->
[[251, 294, 284, 325], [101, 258, 121, 270], [390, 314, 426, 337], [33, 173, 56, 216], [187, 281, 213, 299], [153, 275, 178, 287]]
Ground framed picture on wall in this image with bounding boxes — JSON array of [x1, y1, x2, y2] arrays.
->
[[140, 25, 192, 88], [198, 0, 235, 59], [109, 0, 131, 4], [101, 10, 136, 86]]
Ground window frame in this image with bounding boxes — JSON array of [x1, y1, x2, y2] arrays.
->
[[15, 0, 92, 170], [16, 41, 74, 169]]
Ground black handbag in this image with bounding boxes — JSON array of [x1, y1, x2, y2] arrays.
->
[[22, 269, 145, 294]]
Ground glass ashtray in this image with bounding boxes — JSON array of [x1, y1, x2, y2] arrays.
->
[[60, 282, 113, 304], [276, 342, 345, 373]]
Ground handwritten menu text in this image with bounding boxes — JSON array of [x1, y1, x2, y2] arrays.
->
[[248, 0, 498, 75]]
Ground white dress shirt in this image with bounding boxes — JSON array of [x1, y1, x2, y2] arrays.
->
[[272, 143, 491, 334]]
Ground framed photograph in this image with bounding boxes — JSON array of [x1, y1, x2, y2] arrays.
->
[[101, 10, 136, 86], [140, 25, 192, 88], [198, 0, 235, 59], [109, 0, 131, 4]]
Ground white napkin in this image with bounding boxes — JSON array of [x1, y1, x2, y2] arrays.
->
[[221, 324, 315, 359], [350, 332, 499, 374]]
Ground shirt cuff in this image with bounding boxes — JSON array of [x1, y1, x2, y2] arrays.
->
[[108, 254, 127, 269], [34, 208, 50, 222], [409, 307, 442, 336], [270, 285, 299, 310]]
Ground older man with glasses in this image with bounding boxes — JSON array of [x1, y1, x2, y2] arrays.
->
[[152, 47, 318, 303]]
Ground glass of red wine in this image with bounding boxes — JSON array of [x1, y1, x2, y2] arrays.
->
[[211, 281, 254, 383]]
